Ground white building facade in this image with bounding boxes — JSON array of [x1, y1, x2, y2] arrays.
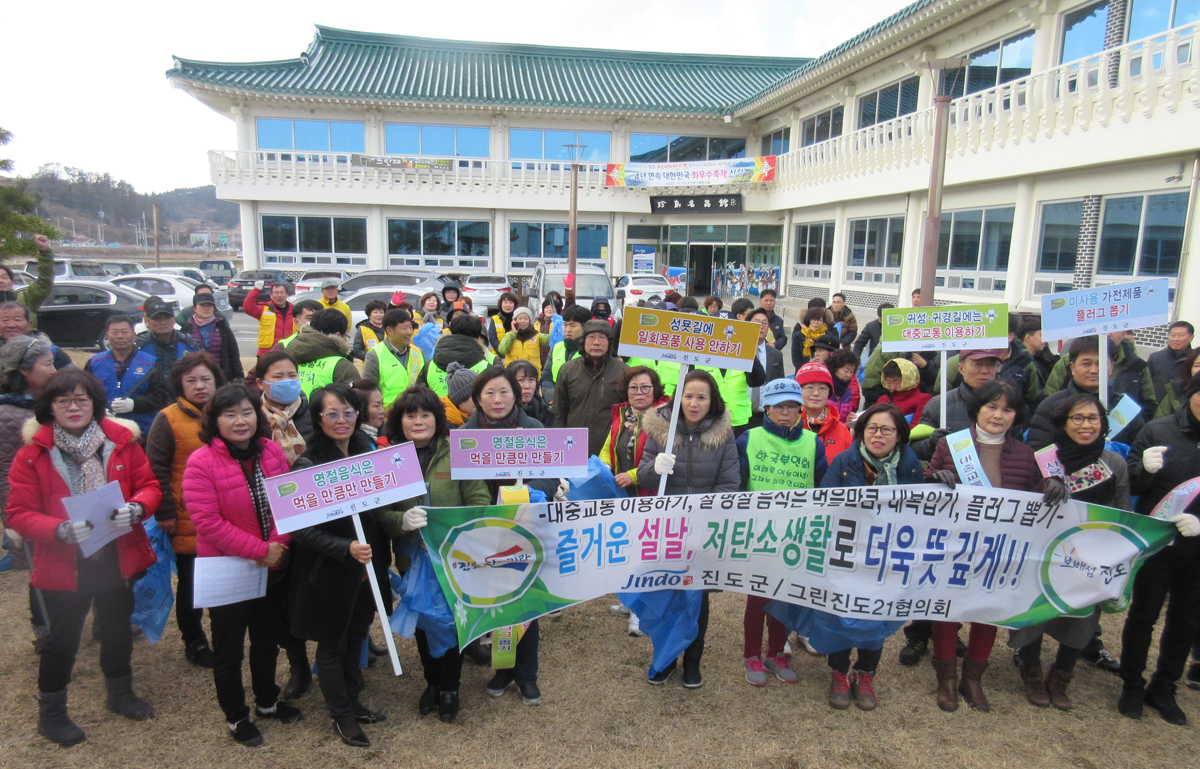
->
[[170, 0, 1200, 343]]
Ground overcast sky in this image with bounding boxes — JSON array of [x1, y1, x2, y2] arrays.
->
[[2, 0, 914, 193]]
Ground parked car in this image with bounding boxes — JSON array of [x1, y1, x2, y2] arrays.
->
[[343, 288, 424, 328], [36, 280, 149, 350], [524, 262, 612, 314], [144, 266, 219, 288], [338, 269, 451, 296], [108, 274, 233, 322], [613, 273, 674, 314], [98, 261, 146, 276], [7, 269, 34, 290], [462, 273, 512, 313], [227, 269, 294, 307], [25, 257, 109, 280], [199, 259, 237, 286], [295, 269, 353, 294]]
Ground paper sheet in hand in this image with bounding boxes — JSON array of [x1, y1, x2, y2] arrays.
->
[[193, 557, 268, 608], [62, 480, 128, 558]]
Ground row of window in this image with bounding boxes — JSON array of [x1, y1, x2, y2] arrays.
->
[[627, 224, 784, 245]]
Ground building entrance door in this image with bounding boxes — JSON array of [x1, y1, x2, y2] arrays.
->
[[688, 244, 714, 296]]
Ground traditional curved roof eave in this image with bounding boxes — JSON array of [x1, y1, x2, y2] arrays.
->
[[168, 78, 750, 123], [731, 0, 987, 121]]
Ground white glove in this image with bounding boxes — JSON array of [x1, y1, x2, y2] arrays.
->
[[254, 280, 265, 290], [1170, 514, 1200, 538], [111, 397, 135, 414], [554, 479, 570, 501], [402, 507, 428, 532], [1142, 446, 1169, 474], [654, 452, 676, 475], [110, 504, 142, 528], [56, 520, 94, 545]]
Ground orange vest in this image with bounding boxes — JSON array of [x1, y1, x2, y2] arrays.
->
[[163, 400, 205, 555]]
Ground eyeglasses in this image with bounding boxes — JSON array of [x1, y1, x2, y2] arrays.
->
[[864, 425, 897, 436], [627, 385, 654, 394], [800, 384, 827, 394], [53, 397, 91, 410], [320, 409, 358, 424], [1067, 414, 1102, 426]]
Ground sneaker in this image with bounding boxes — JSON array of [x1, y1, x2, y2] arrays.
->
[[486, 672, 515, 698], [1081, 646, 1121, 675], [228, 718, 263, 747], [546, 609, 564, 619], [256, 701, 303, 724], [627, 614, 644, 637], [185, 638, 215, 669], [828, 670, 852, 709], [764, 655, 797, 683], [0, 551, 12, 573], [648, 660, 677, 685], [1145, 680, 1187, 726], [898, 637, 928, 667], [797, 636, 820, 655], [852, 671, 878, 711], [517, 681, 541, 706], [1186, 663, 1200, 691], [682, 662, 703, 689], [609, 604, 631, 617], [744, 656, 768, 687]]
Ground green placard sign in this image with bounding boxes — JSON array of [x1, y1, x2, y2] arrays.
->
[[881, 303, 1009, 353]]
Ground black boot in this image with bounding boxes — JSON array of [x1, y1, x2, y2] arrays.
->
[[185, 637, 215, 669], [419, 686, 438, 715], [105, 673, 155, 720], [1117, 680, 1144, 720], [282, 645, 311, 700], [438, 690, 460, 723], [1145, 677, 1187, 725], [38, 689, 85, 747]]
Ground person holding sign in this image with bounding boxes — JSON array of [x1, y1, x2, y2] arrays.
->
[[7, 369, 162, 747], [638, 370, 741, 689], [1009, 393, 1131, 712], [183, 384, 301, 747], [1043, 331, 1157, 420], [925, 381, 1067, 713], [1118, 372, 1200, 725], [377, 385, 492, 722]]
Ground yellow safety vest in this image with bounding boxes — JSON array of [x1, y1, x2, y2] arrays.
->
[[426, 358, 488, 397], [297, 356, 339, 397], [377, 344, 426, 408]]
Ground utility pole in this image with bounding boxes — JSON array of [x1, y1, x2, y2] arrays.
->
[[153, 202, 161, 267], [563, 144, 586, 304]]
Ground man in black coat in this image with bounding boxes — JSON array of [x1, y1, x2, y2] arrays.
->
[[1027, 336, 1143, 450], [758, 289, 787, 351], [1147, 321, 1193, 403], [853, 302, 892, 359], [745, 307, 785, 431]]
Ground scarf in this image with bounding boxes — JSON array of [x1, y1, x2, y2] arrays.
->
[[803, 406, 829, 430], [620, 404, 642, 466], [801, 323, 827, 359], [441, 395, 468, 427], [497, 309, 514, 334], [261, 396, 306, 466], [222, 438, 271, 540], [831, 373, 850, 400], [53, 421, 107, 496], [415, 441, 437, 476], [516, 324, 538, 342], [1052, 429, 1106, 475], [858, 441, 900, 486], [480, 408, 521, 430]]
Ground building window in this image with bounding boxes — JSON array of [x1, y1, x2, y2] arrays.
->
[[858, 77, 921, 128], [384, 124, 490, 157], [509, 130, 611, 162], [936, 207, 1015, 273], [1097, 192, 1188, 276], [801, 107, 843, 146], [1037, 201, 1084, 272], [761, 127, 791, 156], [1060, 1, 1111, 63], [1128, 0, 1200, 42], [849, 216, 904, 269], [255, 119, 365, 153], [794, 222, 835, 266], [262, 215, 367, 266], [629, 134, 746, 162], [943, 30, 1036, 98], [508, 222, 609, 270], [386, 219, 490, 269]]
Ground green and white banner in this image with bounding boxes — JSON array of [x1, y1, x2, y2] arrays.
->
[[881, 304, 1009, 352], [420, 486, 1175, 647]]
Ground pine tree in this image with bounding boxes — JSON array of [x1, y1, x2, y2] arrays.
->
[[1, 127, 59, 260]]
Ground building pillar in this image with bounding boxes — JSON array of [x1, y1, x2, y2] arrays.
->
[[899, 193, 926, 305], [232, 104, 252, 151], [1072, 196, 1103, 290], [493, 209, 508, 278], [368, 204, 386, 270], [611, 211, 626, 276], [239, 201, 259, 270], [1005, 177, 1037, 310], [828, 203, 849, 298]]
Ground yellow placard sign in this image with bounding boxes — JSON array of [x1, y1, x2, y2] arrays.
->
[[618, 307, 759, 371]]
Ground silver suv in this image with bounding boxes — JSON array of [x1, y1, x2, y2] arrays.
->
[[525, 262, 612, 313]]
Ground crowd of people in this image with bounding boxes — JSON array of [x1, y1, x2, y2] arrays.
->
[[2, 255, 1200, 748]]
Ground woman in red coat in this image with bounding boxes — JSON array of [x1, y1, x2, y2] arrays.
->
[[7, 369, 162, 747]]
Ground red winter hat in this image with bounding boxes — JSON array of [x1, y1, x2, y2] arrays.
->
[[795, 361, 834, 390]]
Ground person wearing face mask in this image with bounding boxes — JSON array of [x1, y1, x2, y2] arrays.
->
[[439, 362, 478, 428], [925, 381, 1068, 714], [498, 307, 549, 376], [349, 380, 387, 446], [591, 297, 615, 327], [0, 233, 54, 318], [487, 292, 520, 355], [136, 297, 199, 386], [146, 353, 226, 670], [180, 293, 243, 384], [508, 359, 552, 428], [253, 351, 312, 466], [289, 309, 359, 397], [553, 320, 629, 457], [1008, 394, 1130, 713]]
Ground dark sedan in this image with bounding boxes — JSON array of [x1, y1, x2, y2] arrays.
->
[[36, 280, 148, 349], [227, 269, 294, 308]]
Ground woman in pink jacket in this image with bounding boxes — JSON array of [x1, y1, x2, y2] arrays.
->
[[183, 383, 301, 747]]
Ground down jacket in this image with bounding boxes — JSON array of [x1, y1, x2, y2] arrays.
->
[[637, 405, 739, 496], [145, 398, 205, 554], [6, 418, 160, 591], [821, 441, 924, 488], [183, 437, 292, 562], [926, 426, 1046, 494], [0, 393, 37, 516]]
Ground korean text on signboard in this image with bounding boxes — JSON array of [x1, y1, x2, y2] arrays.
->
[[1040, 279, 1170, 341], [880, 304, 1009, 353], [606, 156, 776, 187], [267, 443, 427, 534], [649, 194, 743, 215], [618, 306, 759, 371], [449, 429, 589, 481]]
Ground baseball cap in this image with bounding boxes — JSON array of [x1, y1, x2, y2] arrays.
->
[[761, 378, 804, 407], [144, 296, 173, 318], [321, 278, 339, 289], [192, 292, 216, 307], [961, 348, 1003, 361]]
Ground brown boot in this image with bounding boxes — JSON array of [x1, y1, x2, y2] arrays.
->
[[1045, 666, 1073, 711], [932, 657, 959, 712], [959, 656, 991, 713], [1022, 664, 1050, 708]]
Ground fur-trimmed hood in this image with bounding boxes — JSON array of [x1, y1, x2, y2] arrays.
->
[[641, 403, 733, 452], [24, 416, 141, 446]]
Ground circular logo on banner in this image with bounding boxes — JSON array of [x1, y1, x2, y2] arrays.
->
[[1040, 522, 1150, 613], [440, 518, 543, 608]]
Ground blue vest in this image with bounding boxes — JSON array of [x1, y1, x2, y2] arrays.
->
[[88, 347, 160, 434]]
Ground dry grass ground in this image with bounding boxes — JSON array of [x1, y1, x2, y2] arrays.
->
[[0, 575, 1196, 769]]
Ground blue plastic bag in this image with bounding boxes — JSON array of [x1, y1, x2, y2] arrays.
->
[[131, 518, 176, 645], [413, 321, 442, 360], [765, 599, 902, 653], [567, 455, 626, 501], [390, 547, 458, 658], [548, 313, 565, 351], [616, 589, 704, 677]]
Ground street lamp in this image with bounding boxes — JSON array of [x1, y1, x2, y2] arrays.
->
[[63, 217, 75, 240], [562, 143, 587, 303], [917, 57, 971, 309]]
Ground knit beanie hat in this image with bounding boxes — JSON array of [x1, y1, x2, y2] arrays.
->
[[582, 319, 613, 344], [795, 361, 834, 391], [512, 306, 535, 326], [445, 361, 477, 406]]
